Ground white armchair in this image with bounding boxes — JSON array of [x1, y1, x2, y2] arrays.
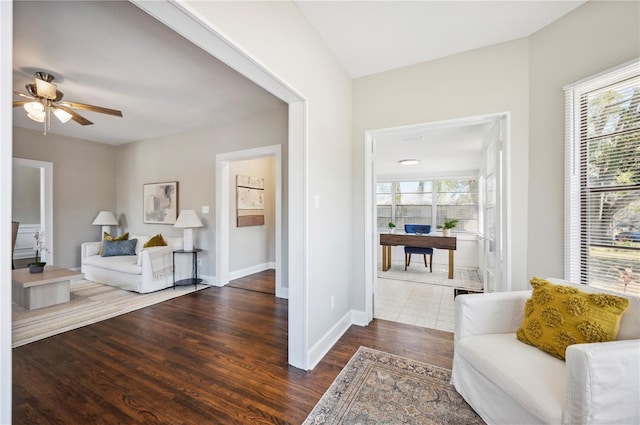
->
[[451, 279, 640, 425]]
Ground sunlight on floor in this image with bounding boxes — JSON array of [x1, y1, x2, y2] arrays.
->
[[375, 278, 455, 332]]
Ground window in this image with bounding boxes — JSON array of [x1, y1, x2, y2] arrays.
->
[[376, 179, 478, 233], [436, 179, 479, 232], [565, 59, 640, 296]]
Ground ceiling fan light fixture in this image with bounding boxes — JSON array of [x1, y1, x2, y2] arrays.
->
[[53, 108, 72, 123], [398, 159, 420, 165], [35, 78, 58, 100], [24, 101, 44, 114], [26, 111, 45, 123]]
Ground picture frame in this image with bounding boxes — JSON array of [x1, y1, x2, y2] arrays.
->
[[236, 175, 265, 227], [143, 181, 178, 224]]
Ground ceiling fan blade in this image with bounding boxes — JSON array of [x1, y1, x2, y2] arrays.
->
[[13, 91, 35, 100], [13, 100, 30, 108], [58, 106, 93, 126], [60, 101, 123, 117]]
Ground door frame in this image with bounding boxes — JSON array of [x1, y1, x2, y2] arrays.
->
[[131, 0, 309, 370], [363, 112, 512, 322], [216, 145, 284, 298], [12, 158, 54, 265]]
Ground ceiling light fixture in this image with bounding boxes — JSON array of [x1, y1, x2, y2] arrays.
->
[[23, 99, 73, 134], [398, 159, 420, 165]]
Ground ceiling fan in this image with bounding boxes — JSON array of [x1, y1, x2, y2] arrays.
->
[[13, 71, 123, 134]]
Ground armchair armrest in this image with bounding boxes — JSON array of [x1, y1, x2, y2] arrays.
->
[[81, 241, 101, 259], [564, 340, 640, 425], [454, 291, 531, 341]]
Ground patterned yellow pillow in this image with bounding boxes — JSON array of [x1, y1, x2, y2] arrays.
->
[[143, 233, 167, 248], [99, 232, 129, 255], [517, 277, 629, 360]]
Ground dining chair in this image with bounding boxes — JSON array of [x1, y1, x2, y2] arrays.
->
[[404, 224, 433, 272]]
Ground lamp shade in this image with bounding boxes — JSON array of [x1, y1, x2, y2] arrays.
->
[[174, 210, 203, 251], [174, 210, 203, 228], [92, 211, 118, 226]]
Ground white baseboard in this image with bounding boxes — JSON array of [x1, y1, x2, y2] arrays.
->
[[228, 262, 274, 281], [199, 274, 219, 286], [350, 310, 371, 327], [307, 309, 372, 369], [276, 286, 288, 299]]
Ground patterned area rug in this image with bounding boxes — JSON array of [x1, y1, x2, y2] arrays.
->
[[304, 347, 484, 425], [379, 261, 483, 291], [12, 279, 208, 348]]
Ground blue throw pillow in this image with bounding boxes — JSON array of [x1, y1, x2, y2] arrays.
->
[[102, 239, 138, 257]]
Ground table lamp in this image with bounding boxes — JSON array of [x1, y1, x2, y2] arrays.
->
[[92, 211, 118, 239], [174, 209, 203, 251]]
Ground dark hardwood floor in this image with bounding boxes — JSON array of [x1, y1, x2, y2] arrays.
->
[[227, 269, 276, 295], [13, 277, 454, 424]]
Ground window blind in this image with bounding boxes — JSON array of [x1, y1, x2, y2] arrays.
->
[[564, 59, 640, 296]]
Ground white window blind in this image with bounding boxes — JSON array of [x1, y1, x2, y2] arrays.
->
[[564, 59, 640, 296]]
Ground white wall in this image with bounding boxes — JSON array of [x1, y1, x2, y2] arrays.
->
[[229, 157, 276, 274], [353, 38, 531, 298], [116, 108, 287, 279], [527, 0, 640, 279], [185, 1, 353, 350]]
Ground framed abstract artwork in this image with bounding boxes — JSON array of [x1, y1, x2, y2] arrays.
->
[[143, 181, 178, 224], [236, 175, 265, 227]]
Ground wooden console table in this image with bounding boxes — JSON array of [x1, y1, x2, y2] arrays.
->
[[12, 266, 83, 310], [380, 233, 457, 279]]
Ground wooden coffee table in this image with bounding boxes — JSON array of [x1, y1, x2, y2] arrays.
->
[[12, 266, 83, 310]]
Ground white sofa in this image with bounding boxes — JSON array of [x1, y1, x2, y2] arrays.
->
[[81, 234, 182, 293], [451, 278, 640, 425]]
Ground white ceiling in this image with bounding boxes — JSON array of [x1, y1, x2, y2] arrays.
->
[[295, 0, 586, 78], [12, 1, 285, 145], [12, 0, 585, 176]]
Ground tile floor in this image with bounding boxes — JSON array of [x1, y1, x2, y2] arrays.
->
[[375, 278, 456, 332]]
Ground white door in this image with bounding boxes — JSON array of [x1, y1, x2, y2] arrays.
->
[[482, 121, 503, 292]]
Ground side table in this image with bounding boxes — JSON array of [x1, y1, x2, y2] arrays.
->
[[173, 248, 203, 289]]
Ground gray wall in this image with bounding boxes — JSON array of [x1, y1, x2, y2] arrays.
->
[[13, 127, 118, 267], [352, 0, 640, 296], [527, 0, 640, 279], [353, 38, 530, 296], [12, 164, 40, 224], [229, 156, 276, 273], [115, 107, 288, 278]]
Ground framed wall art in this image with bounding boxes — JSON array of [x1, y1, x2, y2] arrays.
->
[[143, 181, 178, 224], [236, 175, 265, 227]]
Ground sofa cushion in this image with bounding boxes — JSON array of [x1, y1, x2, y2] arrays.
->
[[99, 232, 129, 255], [457, 333, 566, 425], [144, 233, 167, 248], [517, 277, 630, 360], [102, 239, 137, 257], [83, 254, 142, 274]]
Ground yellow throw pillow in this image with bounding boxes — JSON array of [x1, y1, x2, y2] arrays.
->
[[143, 233, 167, 248], [99, 232, 129, 255], [517, 277, 629, 360]]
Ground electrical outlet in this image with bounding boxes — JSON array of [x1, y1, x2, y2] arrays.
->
[[330, 295, 335, 310], [197, 259, 202, 268], [202, 206, 210, 214]]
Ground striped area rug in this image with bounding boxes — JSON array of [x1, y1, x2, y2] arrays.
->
[[12, 279, 208, 348]]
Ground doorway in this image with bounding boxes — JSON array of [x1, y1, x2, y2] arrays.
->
[[12, 158, 53, 267], [216, 145, 285, 298], [363, 113, 510, 326]]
